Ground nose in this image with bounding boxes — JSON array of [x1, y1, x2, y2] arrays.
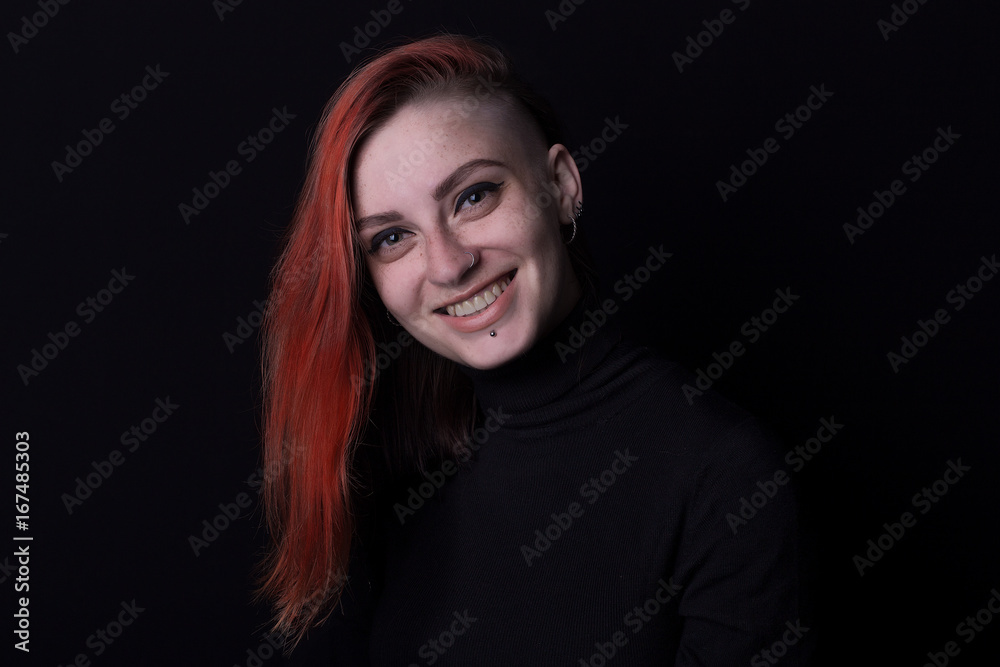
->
[[424, 228, 475, 286]]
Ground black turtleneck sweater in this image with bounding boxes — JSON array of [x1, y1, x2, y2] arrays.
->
[[314, 295, 811, 666]]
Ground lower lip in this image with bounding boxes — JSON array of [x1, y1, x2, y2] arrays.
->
[[436, 274, 516, 334]]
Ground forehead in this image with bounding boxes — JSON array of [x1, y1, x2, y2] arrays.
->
[[351, 95, 545, 209]]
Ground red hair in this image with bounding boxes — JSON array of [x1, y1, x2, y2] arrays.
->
[[257, 34, 566, 646]]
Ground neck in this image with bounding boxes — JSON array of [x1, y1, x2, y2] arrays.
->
[[457, 290, 624, 430]]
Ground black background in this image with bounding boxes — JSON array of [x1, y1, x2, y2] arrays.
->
[[3, 1, 999, 665]]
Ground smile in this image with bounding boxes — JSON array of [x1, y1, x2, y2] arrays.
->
[[440, 270, 516, 317]]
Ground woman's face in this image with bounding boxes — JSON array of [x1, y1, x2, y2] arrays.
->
[[352, 94, 583, 369]]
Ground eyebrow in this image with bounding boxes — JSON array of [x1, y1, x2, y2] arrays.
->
[[356, 158, 507, 231], [432, 158, 506, 201], [356, 211, 403, 231]]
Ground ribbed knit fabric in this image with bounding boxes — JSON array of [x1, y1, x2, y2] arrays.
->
[[323, 294, 811, 666]]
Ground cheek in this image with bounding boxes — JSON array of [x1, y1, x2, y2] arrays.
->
[[368, 256, 424, 313], [365, 262, 395, 307], [495, 188, 558, 245]]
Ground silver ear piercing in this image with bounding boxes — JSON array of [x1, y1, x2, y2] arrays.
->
[[566, 200, 584, 245]]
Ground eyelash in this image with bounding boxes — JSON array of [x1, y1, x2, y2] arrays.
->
[[368, 181, 506, 255], [454, 181, 504, 214], [369, 228, 410, 254]]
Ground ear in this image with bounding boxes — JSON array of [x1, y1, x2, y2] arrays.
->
[[546, 143, 583, 226]]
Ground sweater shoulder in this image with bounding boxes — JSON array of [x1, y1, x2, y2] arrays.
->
[[604, 339, 784, 475]]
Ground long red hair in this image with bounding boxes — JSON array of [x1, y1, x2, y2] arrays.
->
[[259, 34, 527, 646]]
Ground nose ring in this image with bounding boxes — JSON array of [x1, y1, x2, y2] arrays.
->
[[465, 251, 475, 269]]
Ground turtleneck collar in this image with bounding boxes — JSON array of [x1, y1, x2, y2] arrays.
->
[[457, 291, 627, 433]]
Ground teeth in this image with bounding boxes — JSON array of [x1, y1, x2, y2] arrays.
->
[[445, 276, 511, 317]]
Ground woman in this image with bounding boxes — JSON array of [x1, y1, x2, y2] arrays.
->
[[260, 34, 810, 665]]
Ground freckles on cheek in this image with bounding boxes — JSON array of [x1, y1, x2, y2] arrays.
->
[[370, 253, 424, 315]]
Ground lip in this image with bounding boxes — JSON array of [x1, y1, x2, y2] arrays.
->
[[435, 270, 517, 333], [435, 269, 516, 312]]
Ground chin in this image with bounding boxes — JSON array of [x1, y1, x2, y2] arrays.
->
[[429, 319, 539, 370], [457, 347, 521, 370], [459, 332, 535, 370]]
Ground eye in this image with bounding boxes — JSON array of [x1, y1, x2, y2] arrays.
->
[[454, 181, 504, 214], [369, 228, 412, 254]]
